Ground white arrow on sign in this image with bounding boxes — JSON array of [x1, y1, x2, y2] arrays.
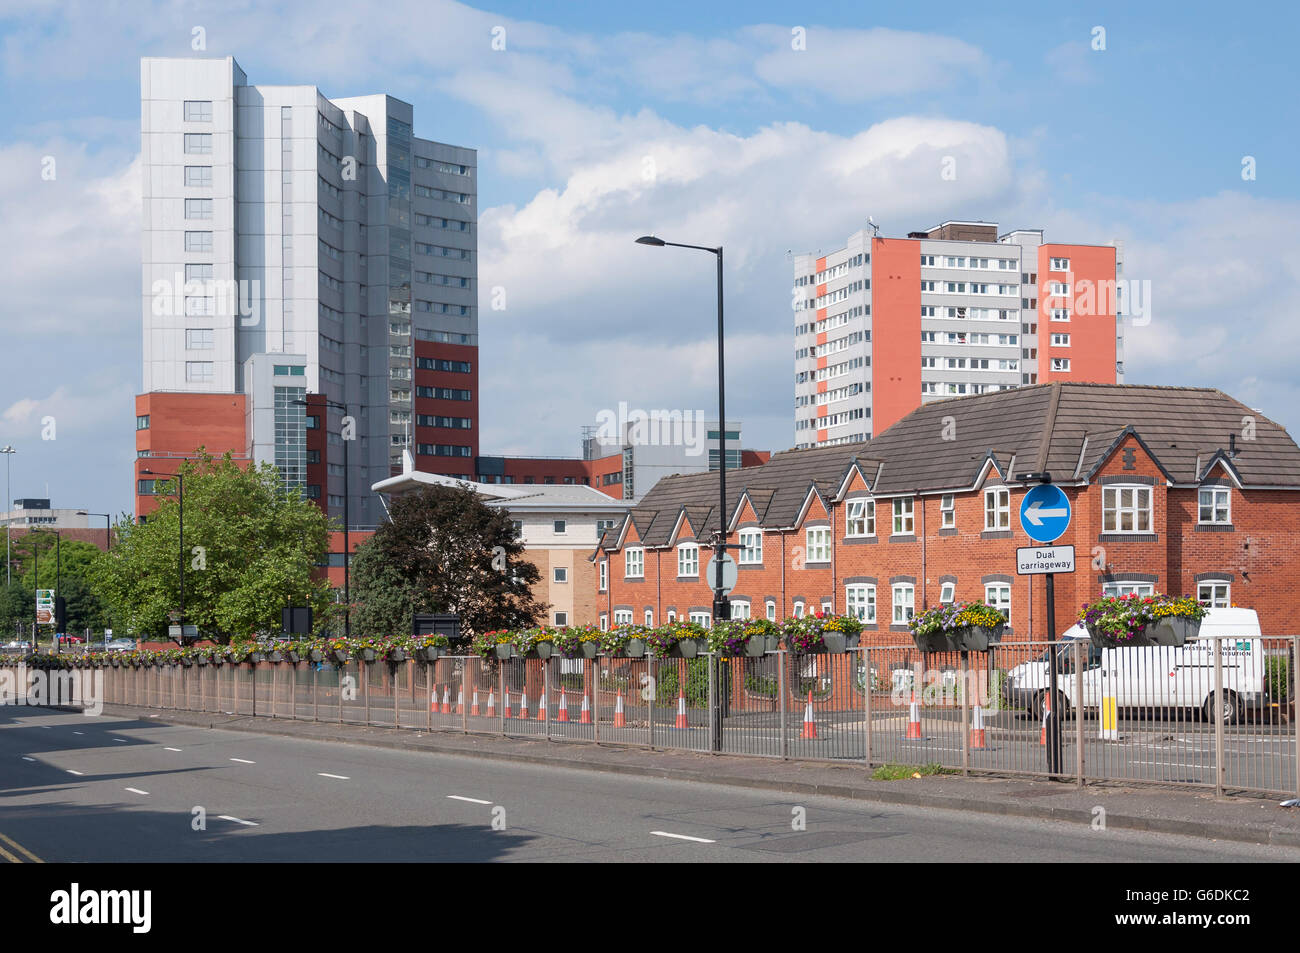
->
[[1023, 500, 1069, 526]]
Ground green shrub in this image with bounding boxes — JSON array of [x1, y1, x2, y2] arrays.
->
[[1266, 656, 1291, 701], [656, 658, 708, 707]]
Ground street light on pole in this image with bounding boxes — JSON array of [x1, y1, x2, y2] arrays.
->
[[141, 469, 185, 642], [295, 396, 351, 637], [636, 234, 735, 753], [1, 445, 14, 587], [80, 511, 113, 551]]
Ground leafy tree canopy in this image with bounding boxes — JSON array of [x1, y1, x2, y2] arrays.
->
[[87, 450, 337, 642], [351, 484, 546, 638]]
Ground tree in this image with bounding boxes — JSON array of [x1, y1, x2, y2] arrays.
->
[[87, 451, 336, 642], [350, 484, 546, 637], [7, 535, 110, 637]]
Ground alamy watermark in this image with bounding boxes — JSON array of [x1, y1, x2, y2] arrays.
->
[[150, 273, 261, 326], [1, 664, 103, 716], [593, 401, 709, 456]]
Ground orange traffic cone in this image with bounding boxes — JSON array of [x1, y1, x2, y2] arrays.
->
[[537, 689, 547, 721], [800, 690, 818, 739], [455, 687, 464, 715], [470, 689, 480, 716], [674, 687, 688, 729], [485, 689, 495, 717], [441, 686, 452, 714], [969, 705, 987, 750], [557, 687, 570, 722], [613, 690, 626, 727], [579, 693, 592, 724], [519, 691, 529, 719], [502, 689, 511, 718], [430, 687, 439, 712], [906, 688, 923, 739], [1039, 691, 1052, 746]]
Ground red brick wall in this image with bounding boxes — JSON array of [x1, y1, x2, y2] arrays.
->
[[600, 438, 1300, 639], [413, 339, 479, 476], [134, 392, 248, 518]]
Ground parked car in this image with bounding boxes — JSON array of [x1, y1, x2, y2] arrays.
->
[[56, 634, 85, 644], [1004, 608, 1266, 724], [105, 638, 136, 652], [3, 639, 32, 651]]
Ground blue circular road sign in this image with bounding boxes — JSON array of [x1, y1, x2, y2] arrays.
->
[[1019, 484, 1071, 543]]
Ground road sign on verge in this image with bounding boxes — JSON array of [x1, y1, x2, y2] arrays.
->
[[36, 589, 54, 624], [704, 553, 738, 595], [1019, 484, 1071, 543], [1016, 545, 1075, 575]]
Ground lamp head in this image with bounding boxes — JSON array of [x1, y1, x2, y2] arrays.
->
[[635, 235, 665, 247]]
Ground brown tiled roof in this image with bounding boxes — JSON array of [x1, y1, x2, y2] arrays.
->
[[603, 383, 1300, 548]]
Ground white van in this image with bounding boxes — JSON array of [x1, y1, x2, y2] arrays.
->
[[1004, 608, 1268, 724]]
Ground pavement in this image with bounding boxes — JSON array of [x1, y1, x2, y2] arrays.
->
[[37, 699, 1300, 851]]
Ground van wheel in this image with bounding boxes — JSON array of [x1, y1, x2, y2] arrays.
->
[[1204, 691, 1242, 726], [1029, 692, 1045, 721]]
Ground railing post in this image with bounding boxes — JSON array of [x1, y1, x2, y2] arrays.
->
[[251, 662, 256, 718], [363, 660, 370, 725], [707, 653, 717, 754], [863, 647, 872, 768], [544, 659, 551, 741], [778, 649, 788, 760], [461, 659, 468, 734], [961, 650, 970, 776], [499, 661, 505, 736], [312, 663, 318, 722], [1293, 636, 1300, 799], [394, 661, 401, 728], [1074, 640, 1085, 787], [1214, 636, 1225, 798], [648, 659, 655, 750]]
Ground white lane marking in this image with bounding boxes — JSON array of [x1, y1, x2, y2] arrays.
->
[[229, 758, 256, 764], [217, 815, 259, 827], [164, 747, 183, 752], [318, 773, 350, 780], [124, 787, 149, 796], [446, 795, 492, 805], [21, 756, 35, 762], [112, 738, 128, 743], [39, 725, 51, 729], [73, 731, 84, 735], [67, 770, 83, 776], [650, 831, 716, 844]]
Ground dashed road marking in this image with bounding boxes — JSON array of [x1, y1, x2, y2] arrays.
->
[[124, 787, 149, 796], [650, 831, 716, 844], [446, 795, 492, 805], [318, 773, 349, 780], [164, 747, 183, 752], [217, 815, 258, 827], [66, 770, 83, 776], [229, 758, 256, 764]]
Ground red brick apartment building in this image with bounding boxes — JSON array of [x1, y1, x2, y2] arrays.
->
[[594, 383, 1300, 640]]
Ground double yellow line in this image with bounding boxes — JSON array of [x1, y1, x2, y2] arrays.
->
[[0, 832, 43, 863]]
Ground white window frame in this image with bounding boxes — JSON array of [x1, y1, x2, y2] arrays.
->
[[738, 528, 763, 564], [984, 487, 1010, 531], [553, 567, 568, 584], [940, 494, 955, 528], [1050, 333, 1070, 347], [940, 582, 956, 604], [644, 609, 654, 626], [846, 499, 875, 537], [677, 543, 699, 578], [766, 601, 777, 622], [730, 600, 751, 620], [985, 583, 1011, 620], [846, 584, 876, 623], [1050, 257, 1071, 272], [599, 615, 608, 631], [624, 547, 644, 579], [806, 527, 830, 563], [1197, 581, 1230, 608], [554, 611, 568, 626], [1051, 358, 1071, 372], [793, 600, 805, 619], [614, 609, 634, 626], [892, 498, 914, 535], [1198, 487, 1230, 524], [1102, 485, 1152, 534], [689, 611, 711, 627], [1102, 581, 1155, 598], [892, 584, 915, 624], [599, 560, 607, 591]]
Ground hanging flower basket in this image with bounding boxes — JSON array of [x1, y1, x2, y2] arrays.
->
[[669, 637, 701, 659], [951, 624, 1006, 652], [580, 641, 599, 659], [331, 649, 349, 664], [196, 654, 208, 666], [287, 650, 301, 663], [247, 651, 266, 664], [418, 645, 443, 662], [745, 638, 766, 658], [309, 648, 324, 662], [625, 637, 646, 658], [180, 656, 194, 668], [911, 631, 959, 654], [822, 633, 847, 654], [530, 640, 553, 660], [388, 647, 409, 662], [267, 649, 284, 663], [1080, 594, 1205, 649], [358, 648, 377, 663], [495, 643, 515, 661]]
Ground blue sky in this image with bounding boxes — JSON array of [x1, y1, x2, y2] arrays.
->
[[0, 0, 1296, 518]]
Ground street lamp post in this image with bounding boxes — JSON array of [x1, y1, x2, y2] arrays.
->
[[295, 396, 351, 637], [81, 511, 113, 551], [1, 445, 14, 587], [142, 470, 184, 641], [635, 236, 732, 624]]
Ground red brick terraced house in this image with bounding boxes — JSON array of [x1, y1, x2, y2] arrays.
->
[[591, 382, 1300, 642]]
